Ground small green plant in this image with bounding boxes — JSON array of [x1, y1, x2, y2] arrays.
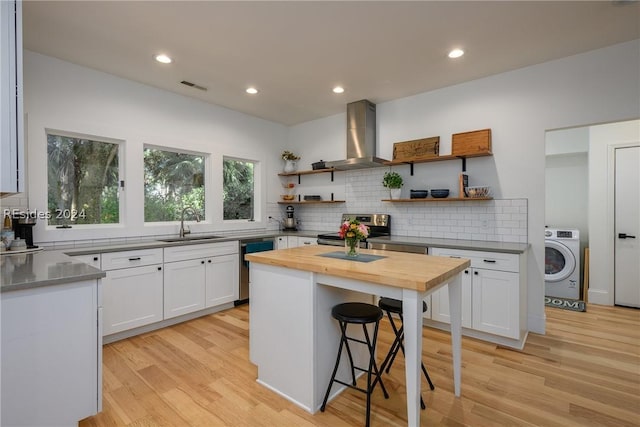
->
[[382, 171, 403, 189], [281, 150, 300, 161]]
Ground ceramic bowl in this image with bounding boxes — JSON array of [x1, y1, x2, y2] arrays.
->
[[410, 190, 428, 199], [430, 189, 450, 198]]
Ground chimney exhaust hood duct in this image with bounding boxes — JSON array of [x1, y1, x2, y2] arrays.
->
[[325, 100, 389, 170]]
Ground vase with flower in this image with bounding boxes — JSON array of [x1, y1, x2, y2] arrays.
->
[[339, 218, 370, 257], [282, 150, 300, 173]]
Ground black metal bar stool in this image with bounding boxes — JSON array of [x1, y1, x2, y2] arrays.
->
[[378, 297, 435, 410], [320, 302, 389, 427]]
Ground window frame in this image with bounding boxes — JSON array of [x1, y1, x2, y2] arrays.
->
[[142, 144, 208, 225], [221, 155, 263, 228], [43, 128, 125, 231]]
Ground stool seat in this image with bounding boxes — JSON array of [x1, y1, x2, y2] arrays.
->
[[378, 297, 427, 314], [332, 302, 384, 324]]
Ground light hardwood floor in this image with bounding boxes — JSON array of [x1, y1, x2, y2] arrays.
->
[[80, 303, 640, 426]]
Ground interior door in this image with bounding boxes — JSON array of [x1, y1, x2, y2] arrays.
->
[[614, 146, 640, 307]]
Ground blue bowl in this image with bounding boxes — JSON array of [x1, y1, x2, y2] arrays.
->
[[430, 189, 449, 198]]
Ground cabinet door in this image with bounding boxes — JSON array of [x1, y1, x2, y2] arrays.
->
[[430, 269, 472, 328], [163, 259, 206, 319], [0, 0, 23, 194], [103, 265, 163, 335], [205, 253, 239, 307], [275, 236, 288, 249], [472, 269, 520, 339]]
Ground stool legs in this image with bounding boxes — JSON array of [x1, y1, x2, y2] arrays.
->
[[380, 311, 435, 410], [321, 319, 389, 427]]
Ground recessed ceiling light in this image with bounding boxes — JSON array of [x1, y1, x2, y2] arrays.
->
[[448, 49, 464, 59], [246, 87, 258, 94], [154, 54, 172, 64], [332, 86, 345, 94]]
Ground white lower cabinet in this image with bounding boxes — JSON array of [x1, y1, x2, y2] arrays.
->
[[101, 249, 164, 335], [430, 247, 524, 341], [276, 235, 318, 249], [1, 280, 101, 426], [296, 236, 318, 247], [164, 241, 239, 319], [70, 253, 101, 269]]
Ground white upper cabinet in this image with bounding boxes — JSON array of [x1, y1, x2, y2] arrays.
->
[[0, 0, 23, 195]]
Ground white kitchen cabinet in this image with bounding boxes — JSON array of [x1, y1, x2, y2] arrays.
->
[[296, 236, 318, 247], [164, 241, 239, 319], [163, 257, 206, 318], [430, 247, 524, 341], [276, 235, 295, 249], [0, 0, 23, 194], [1, 279, 101, 426], [101, 248, 164, 335], [429, 267, 473, 328], [206, 253, 238, 307]]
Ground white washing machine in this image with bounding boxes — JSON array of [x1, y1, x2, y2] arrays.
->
[[545, 228, 581, 299]]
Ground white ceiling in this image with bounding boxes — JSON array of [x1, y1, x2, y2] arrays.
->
[[22, 1, 640, 126]]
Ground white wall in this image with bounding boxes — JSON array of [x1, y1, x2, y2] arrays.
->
[[588, 119, 640, 305], [289, 39, 640, 334], [24, 51, 288, 246]]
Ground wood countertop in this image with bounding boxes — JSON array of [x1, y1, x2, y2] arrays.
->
[[246, 245, 470, 292]]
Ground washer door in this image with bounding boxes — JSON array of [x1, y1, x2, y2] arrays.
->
[[545, 240, 576, 282]]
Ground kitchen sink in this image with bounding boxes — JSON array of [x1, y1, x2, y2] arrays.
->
[[158, 235, 223, 243]]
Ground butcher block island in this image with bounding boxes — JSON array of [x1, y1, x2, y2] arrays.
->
[[246, 245, 469, 427]]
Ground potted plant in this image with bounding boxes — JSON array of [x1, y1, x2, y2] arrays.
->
[[383, 171, 403, 199], [281, 150, 300, 173]]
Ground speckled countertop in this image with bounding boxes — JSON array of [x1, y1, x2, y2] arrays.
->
[[1, 250, 106, 293], [1, 229, 528, 293]]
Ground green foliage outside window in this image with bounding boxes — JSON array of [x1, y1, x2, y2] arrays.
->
[[144, 148, 205, 222], [47, 133, 120, 225], [223, 159, 254, 220]]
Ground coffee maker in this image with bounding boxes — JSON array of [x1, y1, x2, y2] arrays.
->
[[12, 215, 37, 249], [283, 205, 297, 231]]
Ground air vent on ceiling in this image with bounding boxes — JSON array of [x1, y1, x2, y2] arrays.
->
[[180, 80, 208, 91]]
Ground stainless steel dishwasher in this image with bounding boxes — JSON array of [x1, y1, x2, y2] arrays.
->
[[368, 241, 428, 254], [237, 238, 275, 305]]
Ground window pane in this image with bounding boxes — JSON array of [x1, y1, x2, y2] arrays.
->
[[47, 133, 120, 225], [223, 159, 254, 220], [144, 148, 205, 222]]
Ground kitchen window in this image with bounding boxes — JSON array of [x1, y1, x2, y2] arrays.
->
[[223, 157, 255, 220], [47, 132, 121, 226], [144, 147, 205, 222]]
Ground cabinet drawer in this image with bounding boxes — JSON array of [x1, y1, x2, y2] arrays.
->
[[101, 248, 163, 271], [164, 241, 239, 263], [70, 253, 101, 269], [431, 247, 519, 272]]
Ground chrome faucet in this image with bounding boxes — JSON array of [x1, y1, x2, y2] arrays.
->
[[179, 206, 201, 238]]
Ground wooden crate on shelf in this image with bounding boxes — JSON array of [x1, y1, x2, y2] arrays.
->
[[392, 136, 440, 162], [452, 128, 492, 156]]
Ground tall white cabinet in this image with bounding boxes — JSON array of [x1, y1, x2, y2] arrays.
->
[[0, 0, 23, 194]]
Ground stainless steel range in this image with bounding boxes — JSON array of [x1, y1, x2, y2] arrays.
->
[[317, 214, 391, 247]]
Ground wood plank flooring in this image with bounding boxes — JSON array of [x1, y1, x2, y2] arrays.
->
[[80, 304, 640, 426]]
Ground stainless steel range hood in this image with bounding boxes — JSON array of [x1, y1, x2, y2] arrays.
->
[[325, 100, 389, 170]]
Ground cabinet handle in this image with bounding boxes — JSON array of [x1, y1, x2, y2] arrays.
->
[[201, 260, 205, 264], [464, 270, 469, 274], [93, 256, 99, 261], [618, 233, 636, 239], [449, 256, 461, 258], [303, 241, 311, 245], [129, 257, 141, 261], [208, 259, 212, 263], [483, 259, 496, 263], [157, 267, 162, 271], [474, 271, 479, 275]]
